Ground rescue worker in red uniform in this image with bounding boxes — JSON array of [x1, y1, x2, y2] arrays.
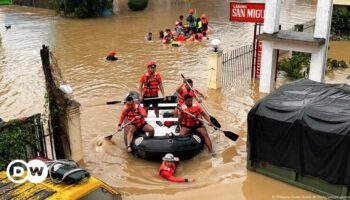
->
[[118, 96, 154, 153], [178, 94, 213, 153], [159, 153, 195, 183], [139, 61, 166, 126], [174, 79, 206, 132]]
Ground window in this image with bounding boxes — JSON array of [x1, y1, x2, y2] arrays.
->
[[79, 187, 121, 200]]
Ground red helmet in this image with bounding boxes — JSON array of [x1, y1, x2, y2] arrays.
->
[[147, 61, 157, 68], [201, 14, 206, 19], [189, 9, 194, 14], [108, 50, 116, 56]]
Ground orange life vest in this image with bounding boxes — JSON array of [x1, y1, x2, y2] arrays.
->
[[124, 104, 145, 127], [143, 72, 160, 97], [180, 104, 202, 127], [159, 161, 176, 175], [177, 89, 198, 105], [201, 19, 208, 31], [201, 19, 208, 25]]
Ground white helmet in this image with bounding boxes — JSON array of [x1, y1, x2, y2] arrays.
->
[[162, 153, 179, 162]]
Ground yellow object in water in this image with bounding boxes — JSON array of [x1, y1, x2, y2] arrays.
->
[[0, 171, 121, 200], [172, 41, 181, 47]]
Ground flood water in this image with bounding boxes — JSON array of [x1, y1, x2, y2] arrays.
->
[[0, 0, 349, 199]]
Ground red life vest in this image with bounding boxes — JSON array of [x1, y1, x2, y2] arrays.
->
[[124, 104, 145, 127], [180, 104, 202, 127], [143, 72, 160, 97], [178, 35, 185, 42], [159, 161, 176, 175], [177, 89, 198, 105]]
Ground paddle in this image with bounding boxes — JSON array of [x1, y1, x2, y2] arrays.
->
[[142, 97, 165, 101], [181, 109, 239, 142], [106, 97, 165, 105], [106, 100, 124, 105], [180, 74, 221, 128], [103, 119, 136, 141]]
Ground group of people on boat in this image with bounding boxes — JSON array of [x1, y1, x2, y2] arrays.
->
[[159, 9, 210, 45], [117, 60, 214, 156]]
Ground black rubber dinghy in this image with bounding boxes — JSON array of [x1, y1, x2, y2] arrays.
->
[[123, 91, 204, 161]]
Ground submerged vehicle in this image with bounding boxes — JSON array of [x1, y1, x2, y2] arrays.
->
[[0, 160, 121, 200]]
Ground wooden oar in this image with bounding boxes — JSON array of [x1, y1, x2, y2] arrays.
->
[[181, 74, 221, 128], [181, 110, 239, 142], [104, 119, 136, 140]]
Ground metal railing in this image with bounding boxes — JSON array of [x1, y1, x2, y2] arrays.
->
[[222, 44, 254, 86]]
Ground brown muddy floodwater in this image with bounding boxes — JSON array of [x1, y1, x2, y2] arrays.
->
[[0, 0, 349, 199]]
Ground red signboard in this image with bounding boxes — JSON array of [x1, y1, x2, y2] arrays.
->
[[255, 40, 262, 79], [230, 2, 265, 23]]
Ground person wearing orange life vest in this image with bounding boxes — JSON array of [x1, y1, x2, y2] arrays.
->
[[139, 61, 166, 126], [178, 94, 213, 153], [201, 14, 209, 33], [118, 96, 154, 153], [174, 79, 206, 133], [159, 153, 195, 183]]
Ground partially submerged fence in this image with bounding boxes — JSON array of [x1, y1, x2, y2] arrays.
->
[[41, 45, 83, 162], [221, 44, 253, 86]]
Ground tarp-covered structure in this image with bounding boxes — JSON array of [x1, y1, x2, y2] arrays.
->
[[248, 79, 350, 186]]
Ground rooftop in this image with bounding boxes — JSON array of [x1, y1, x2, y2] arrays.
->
[[257, 30, 325, 47]]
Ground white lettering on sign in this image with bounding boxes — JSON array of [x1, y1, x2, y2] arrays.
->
[[232, 8, 246, 18], [247, 9, 264, 19], [230, 2, 265, 23], [233, 5, 247, 9], [232, 8, 264, 20]]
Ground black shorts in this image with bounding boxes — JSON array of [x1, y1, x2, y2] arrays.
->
[[142, 96, 159, 108], [181, 123, 204, 133], [129, 122, 147, 132]]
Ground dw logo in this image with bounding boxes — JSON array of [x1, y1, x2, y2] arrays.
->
[[6, 159, 48, 184]]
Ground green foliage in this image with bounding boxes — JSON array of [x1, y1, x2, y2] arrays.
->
[[49, 0, 113, 18], [0, 115, 41, 170], [128, 0, 148, 11], [278, 52, 311, 80], [331, 8, 350, 38], [327, 58, 349, 70], [278, 52, 349, 81]]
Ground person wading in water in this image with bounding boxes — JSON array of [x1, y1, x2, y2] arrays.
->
[[159, 153, 195, 183]]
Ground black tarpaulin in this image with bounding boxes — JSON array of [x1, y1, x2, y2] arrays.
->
[[248, 79, 350, 186]]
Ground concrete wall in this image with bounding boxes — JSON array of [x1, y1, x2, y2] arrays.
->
[[12, 0, 49, 8]]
